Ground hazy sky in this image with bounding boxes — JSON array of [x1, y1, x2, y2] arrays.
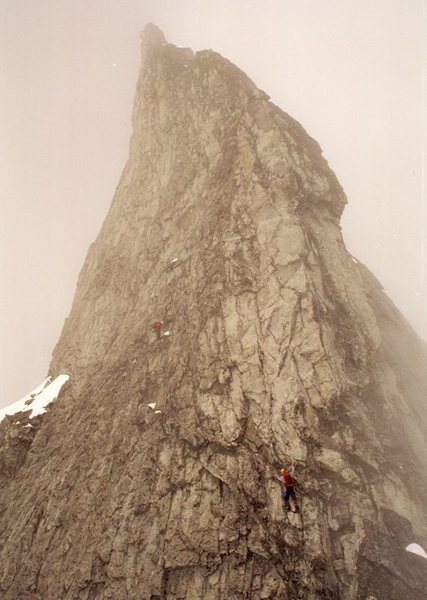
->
[[1, 0, 426, 408]]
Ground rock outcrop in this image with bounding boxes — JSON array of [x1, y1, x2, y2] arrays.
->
[[1, 24, 426, 600]]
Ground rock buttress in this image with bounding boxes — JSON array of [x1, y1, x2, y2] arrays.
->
[[0, 24, 426, 600]]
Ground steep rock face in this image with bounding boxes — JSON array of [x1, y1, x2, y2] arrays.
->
[[1, 24, 426, 600]]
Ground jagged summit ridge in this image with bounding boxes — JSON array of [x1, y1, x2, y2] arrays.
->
[[134, 26, 346, 214], [0, 28, 426, 600]]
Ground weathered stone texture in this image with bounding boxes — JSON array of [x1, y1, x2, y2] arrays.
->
[[1, 24, 426, 599]]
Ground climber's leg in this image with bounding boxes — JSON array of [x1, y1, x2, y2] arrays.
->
[[290, 488, 300, 513], [283, 488, 292, 511]]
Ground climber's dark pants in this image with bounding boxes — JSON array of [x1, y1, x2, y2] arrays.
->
[[283, 487, 298, 507]]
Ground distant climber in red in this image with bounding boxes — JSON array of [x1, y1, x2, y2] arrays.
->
[[152, 320, 164, 339], [275, 462, 300, 513]]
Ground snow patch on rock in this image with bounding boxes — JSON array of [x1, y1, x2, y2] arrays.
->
[[405, 543, 427, 559], [0, 375, 69, 424]]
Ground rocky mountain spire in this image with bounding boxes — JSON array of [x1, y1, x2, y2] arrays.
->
[[141, 22, 167, 47], [1, 26, 426, 600]]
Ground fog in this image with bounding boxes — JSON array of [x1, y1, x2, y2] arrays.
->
[[0, 0, 425, 408]]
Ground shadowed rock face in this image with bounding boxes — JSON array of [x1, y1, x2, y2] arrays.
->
[[1, 24, 426, 600]]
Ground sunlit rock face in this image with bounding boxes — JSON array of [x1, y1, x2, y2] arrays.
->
[[1, 24, 426, 600]]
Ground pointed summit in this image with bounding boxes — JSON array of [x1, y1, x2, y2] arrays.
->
[[140, 22, 167, 47]]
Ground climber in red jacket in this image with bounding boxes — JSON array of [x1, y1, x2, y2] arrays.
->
[[275, 462, 300, 513], [152, 320, 164, 340]]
